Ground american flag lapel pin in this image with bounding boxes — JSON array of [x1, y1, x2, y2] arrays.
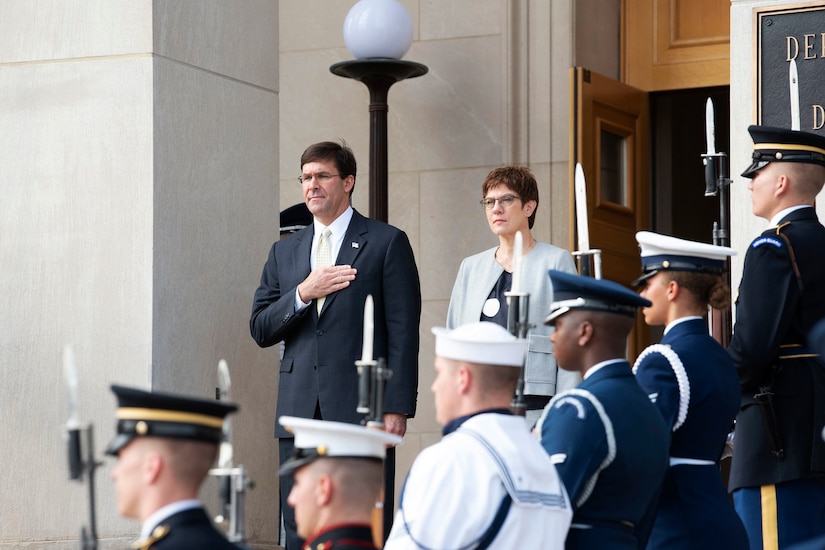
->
[[352, 242, 359, 248]]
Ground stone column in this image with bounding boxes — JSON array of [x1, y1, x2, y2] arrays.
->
[[0, 2, 279, 547]]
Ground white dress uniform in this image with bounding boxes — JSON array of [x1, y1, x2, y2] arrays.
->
[[385, 411, 572, 550]]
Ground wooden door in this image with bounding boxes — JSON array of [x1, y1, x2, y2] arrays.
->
[[623, 0, 731, 91], [570, 67, 650, 357]]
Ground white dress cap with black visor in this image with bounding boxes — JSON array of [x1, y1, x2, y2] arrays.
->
[[631, 231, 737, 287], [277, 416, 401, 476]]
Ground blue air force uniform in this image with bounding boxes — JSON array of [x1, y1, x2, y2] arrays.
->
[[634, 319, 747, 549], [729, 126, 825, 548], [536, 271, 670, 550], [631, 231, 747, 549]]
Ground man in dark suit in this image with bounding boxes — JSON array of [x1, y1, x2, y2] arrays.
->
[[250, 141, 421, 550], [106, 385, 240, 550], [729, 126, 825, 548], [535, 270, 670, 550]]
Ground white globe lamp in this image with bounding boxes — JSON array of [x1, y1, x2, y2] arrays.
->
[[343, 0, 414, 59]]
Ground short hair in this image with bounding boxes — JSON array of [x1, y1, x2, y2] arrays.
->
[[667, 271, 731, 311], [316, 457, 383, 513], [786, 162, 825, 199], [161, 440, 219, 488], [300, 141, 358, 181], [482, 165, 540, 229], [470, 363, 521, 396]]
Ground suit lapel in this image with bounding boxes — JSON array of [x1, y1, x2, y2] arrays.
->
[[336, 210, 367, 266], [319, 210, 366, 315], [291, 226, 314, 282]]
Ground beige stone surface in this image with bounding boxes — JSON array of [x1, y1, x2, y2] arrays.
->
[[0, 2, 279, 546], [0, 0, 152, 63], [155, 0, 279, 90], [419, 0, 502, 40], [1, 54, 154, 542]]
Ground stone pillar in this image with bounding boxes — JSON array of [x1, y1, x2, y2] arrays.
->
[[0, 2, 279, 547]]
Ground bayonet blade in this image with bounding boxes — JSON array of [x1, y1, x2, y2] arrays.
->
[[705, 98, 716, 155], [62, 345, 80, 429], [574, 163, 590, 253], [790, 59, 800, 131], [217, 359, 233, 468]]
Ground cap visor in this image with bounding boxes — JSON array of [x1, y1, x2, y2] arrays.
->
[[741, 160, 769, 178], [105, 433, 134, 456], [544, 307, 569, 326], [630, 270, 657, 288], [278, 455, 317, 477]]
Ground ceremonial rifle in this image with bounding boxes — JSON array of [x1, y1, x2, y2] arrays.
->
[[63, 345, 101, 550], [355, 294, 393, 547], [209, 359, 254, 546], [505, 232, 533, 417], [701, 98, 733, 347]]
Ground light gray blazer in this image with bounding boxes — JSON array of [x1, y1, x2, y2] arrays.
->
[[446, 242, 580, 396]]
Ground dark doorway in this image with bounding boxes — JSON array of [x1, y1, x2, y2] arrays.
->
[[650, 87, 731, 242]]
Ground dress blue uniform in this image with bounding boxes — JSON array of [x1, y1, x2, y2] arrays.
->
[[134, 507, 241, 550], [106, 385, 241, 550], [729, 126, 825, 548], [631, 231, 747, 550], [536, 271, 670, 550]]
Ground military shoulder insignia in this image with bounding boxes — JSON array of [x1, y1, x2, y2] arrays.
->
[[131, 525, 170, 550], [751, 236, 783, 249]]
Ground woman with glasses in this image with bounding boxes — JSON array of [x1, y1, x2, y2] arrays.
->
[[631, 231, 747, 550], [446, 165, 577, 422]]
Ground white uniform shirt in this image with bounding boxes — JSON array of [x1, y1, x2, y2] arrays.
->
[[385, 412, 572, 549]]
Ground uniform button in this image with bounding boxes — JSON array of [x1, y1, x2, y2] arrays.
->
[[316, 329, 323, 336]]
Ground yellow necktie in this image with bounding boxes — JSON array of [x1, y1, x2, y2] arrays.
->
[[316, 228, 332, 314]]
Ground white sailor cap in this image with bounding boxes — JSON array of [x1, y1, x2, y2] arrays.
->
[[431, 322, 528, 367], [631, 231, 736, 287], [277, 416, 401, 476]]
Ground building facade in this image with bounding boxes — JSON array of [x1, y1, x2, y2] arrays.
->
[[1, 0, 819, 547]]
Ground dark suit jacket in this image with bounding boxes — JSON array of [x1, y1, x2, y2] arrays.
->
[[251, 209, 421, 438], [729, 207, 825, 490]]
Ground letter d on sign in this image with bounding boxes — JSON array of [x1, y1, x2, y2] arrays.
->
[[813, 105, 825, 130], [787, 36, 799, 60]]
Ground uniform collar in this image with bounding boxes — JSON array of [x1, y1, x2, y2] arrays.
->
[[583, 358, 626, 379], [140, 499, 201, 540], [442, 408, 512, 436], [663, 316, 703, 335], [769, 205, 811, 227]]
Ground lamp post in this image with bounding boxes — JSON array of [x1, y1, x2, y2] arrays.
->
[[330, 2, 428, 543], [331, 0, 428, 223]]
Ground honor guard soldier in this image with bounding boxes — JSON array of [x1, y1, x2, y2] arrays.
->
[[277, 416, 401, 550], [729, 126, 825, 548], [535, 270, 670, 550], [385, 322, 572, 550], [106, 385, 240, 550], [632, 232, 748, 550]]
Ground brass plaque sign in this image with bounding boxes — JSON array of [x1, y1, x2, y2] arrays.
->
[[757, 3, 825, 133]]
